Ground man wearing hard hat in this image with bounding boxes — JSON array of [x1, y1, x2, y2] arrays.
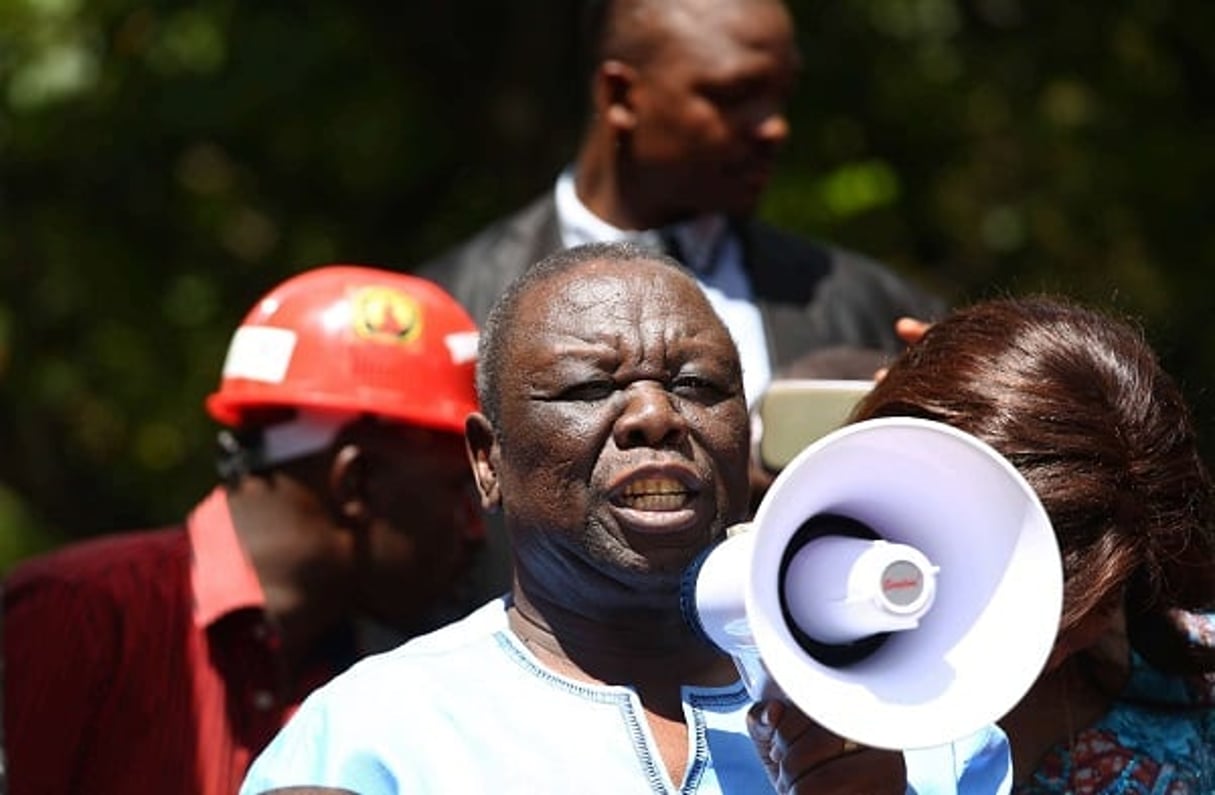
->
[[3, 266, 483, 795]]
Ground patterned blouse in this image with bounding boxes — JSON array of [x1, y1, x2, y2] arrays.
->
[[1016, 611, 1215, 794]]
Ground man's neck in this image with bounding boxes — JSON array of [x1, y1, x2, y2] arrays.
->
[[229, 483, 350, 672], [507, 583, 737, 691], [571, 141, 628, 227], [572, 140, 694, 231]]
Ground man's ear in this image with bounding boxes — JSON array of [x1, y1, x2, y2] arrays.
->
[[595, 59, 639, 132], [329, 443, 371, 526], [465, 413, 502, 513]]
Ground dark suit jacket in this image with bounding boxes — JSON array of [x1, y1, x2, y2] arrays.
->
[[418, 194, 946, 372]]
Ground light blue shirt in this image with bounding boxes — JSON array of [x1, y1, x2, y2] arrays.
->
[[241, 599, 1011, 794]]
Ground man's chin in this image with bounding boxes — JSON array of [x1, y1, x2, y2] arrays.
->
[[731, 182, 770, 217], [698, 192, 759, 221]]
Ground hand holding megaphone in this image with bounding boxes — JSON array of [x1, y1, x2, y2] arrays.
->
[[747, 699, 907, 795], [684, 417, 1063, 751]]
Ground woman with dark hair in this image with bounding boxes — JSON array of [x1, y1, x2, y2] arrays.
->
[[851, 295, 1215, 792]]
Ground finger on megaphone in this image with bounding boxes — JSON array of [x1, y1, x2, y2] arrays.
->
[[747, 698, 905, 794], [747, 698, 809, 789], [755, 698, 832, 772], [746, 699, 781, 779], [726, 521, 754, 539]]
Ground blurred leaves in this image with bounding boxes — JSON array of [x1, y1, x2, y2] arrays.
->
[[2, 0, 1214, 569]]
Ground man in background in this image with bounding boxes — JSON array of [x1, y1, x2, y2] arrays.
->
[[419, 0, 944, 409], [4, 266, 483, 794]]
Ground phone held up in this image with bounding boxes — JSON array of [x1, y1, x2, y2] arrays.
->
[[755, 379, 875, 472]]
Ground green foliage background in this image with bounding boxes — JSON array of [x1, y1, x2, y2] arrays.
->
[[3, 0, 1213, 568]]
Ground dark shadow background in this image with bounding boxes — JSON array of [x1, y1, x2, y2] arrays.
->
[[2, 0, 1213, 566]]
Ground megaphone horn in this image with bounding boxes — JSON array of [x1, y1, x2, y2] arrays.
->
[[683, 416, 1063, 751]]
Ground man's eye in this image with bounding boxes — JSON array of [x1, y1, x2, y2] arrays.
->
[[707, 75, 779, 107], [673, 375, 727, 400], [704, 83, 752, 109], [559, 381, 615, 402]]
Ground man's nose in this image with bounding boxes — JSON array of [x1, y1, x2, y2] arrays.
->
[[755, 105, 790, 145], [613, 382, 689, 449]]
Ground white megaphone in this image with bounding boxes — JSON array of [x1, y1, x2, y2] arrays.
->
[[683, 416, 1063, 750]]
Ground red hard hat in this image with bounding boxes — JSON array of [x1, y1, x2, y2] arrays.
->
[[206, 265, 479, 434]]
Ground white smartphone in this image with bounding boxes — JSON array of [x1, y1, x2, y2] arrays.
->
[[755, 379, 875, 471]]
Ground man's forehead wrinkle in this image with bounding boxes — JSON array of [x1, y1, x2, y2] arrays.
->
[[513, 261, 733, 368], [548, 334, 624, 365], [529, 321, 725, 382], [545, 266, 676, 321]]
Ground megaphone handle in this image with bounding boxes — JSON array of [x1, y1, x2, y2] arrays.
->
[[730, 646, 785, 703]]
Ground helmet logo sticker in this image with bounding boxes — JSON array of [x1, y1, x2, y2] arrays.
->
[[351, 286, 423, 344]]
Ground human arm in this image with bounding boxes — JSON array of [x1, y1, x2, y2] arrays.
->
[[4, 575, 117, 794]]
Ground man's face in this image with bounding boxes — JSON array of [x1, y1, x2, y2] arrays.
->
[[620, 0, 800, 221], [356, 425, 483, 629], [488, 259, 751, 590]]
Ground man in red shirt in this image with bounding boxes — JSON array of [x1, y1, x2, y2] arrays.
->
[[3, 265, 485, 794]]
